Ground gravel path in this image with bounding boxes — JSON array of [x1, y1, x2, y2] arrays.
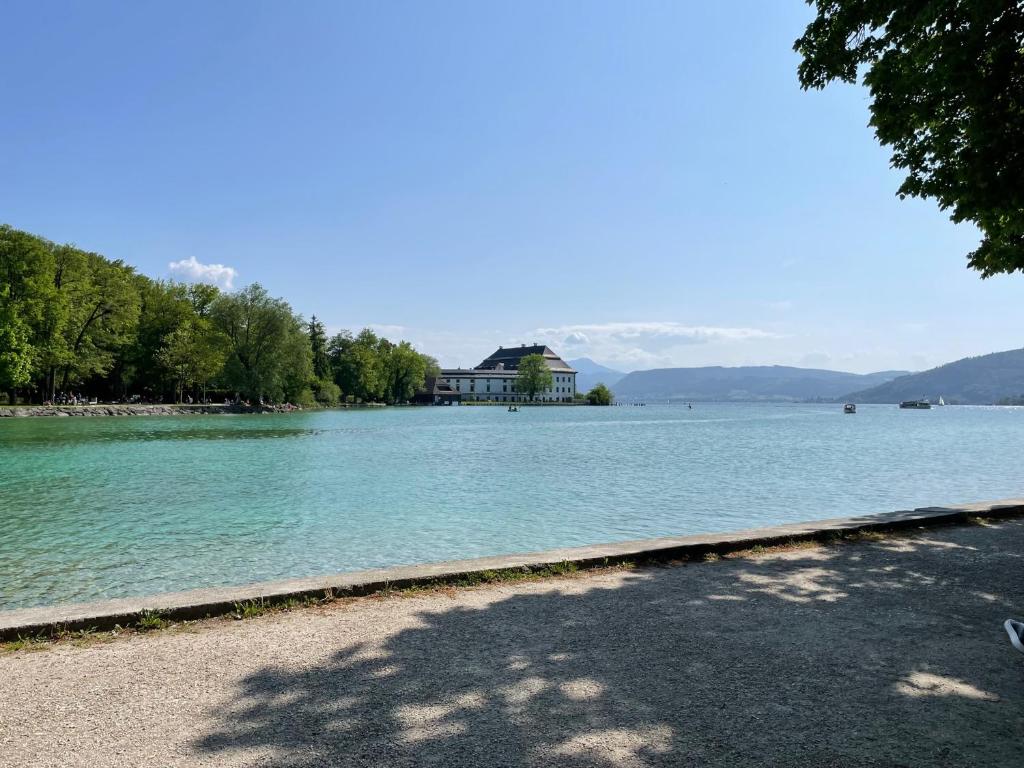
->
[[2, 519, 1022, 767]]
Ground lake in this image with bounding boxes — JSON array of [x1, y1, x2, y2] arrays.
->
[[1, 403, 1022, 611]]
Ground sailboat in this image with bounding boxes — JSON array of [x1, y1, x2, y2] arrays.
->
[[938, 396, 945, 406]]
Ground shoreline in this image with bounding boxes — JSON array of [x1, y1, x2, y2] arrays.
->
[[2, 497, 1021, 642], [0, 403, 388, 418]]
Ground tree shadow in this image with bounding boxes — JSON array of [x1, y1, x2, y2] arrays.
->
[[193, 521, 1024, 766]]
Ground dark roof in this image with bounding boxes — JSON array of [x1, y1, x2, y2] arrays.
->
[[413, 377, 461, 401], [475, 345, 576, 373], [424, 377, 457, 395]]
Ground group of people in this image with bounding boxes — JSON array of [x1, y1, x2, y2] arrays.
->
[[44, 392, 93, 406]]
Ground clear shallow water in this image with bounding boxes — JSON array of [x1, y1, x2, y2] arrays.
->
[[1, 403, 1022, 610]]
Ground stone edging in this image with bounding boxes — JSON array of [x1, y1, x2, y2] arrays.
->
[[0, 404, 301, 418], [1, 498, 1021, 641]]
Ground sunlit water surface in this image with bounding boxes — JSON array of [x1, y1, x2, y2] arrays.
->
[[2, 403, 1022, 610]]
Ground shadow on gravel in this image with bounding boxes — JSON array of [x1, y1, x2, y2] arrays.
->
[[193, 522, 1023, 767]]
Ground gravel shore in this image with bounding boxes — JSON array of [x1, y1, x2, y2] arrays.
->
[[2, 519, 1021, 767]]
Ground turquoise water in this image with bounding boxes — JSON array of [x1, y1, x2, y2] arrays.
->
[[1, 403, 1022, 611]]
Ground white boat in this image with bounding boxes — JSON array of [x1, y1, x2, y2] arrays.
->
[[938, 396, 945, 406]]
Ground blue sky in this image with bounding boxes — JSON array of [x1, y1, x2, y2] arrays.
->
[[2, 1, 1021, 373]]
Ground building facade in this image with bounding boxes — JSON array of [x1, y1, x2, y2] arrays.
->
[[412, 376, 461, 405], [440, 344, 577, 403]]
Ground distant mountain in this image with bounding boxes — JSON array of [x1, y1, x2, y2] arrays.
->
[[842, 348, 1024, 405], [568, 357, 625, 393], [611, 366, 910, 402]]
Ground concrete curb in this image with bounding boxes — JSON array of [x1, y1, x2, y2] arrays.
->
[[2, 498, 1022, 642]]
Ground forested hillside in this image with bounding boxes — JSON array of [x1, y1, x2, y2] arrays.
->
[[842, 349, 1024, 405], [611, 365, 908, 402]]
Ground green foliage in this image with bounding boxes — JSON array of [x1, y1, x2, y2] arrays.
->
[[137, 610, 168, 631], [233, 599, 270, 619], [210, 284, 312, 402], [129, 279, 196, 399], [586, 382, 614, 405], [328, 329, 382, 402], [187, 283, 219, 317], [308, 315, 330, 380], [382, 340, 430, 403], [515, 353, 553, 401], [157, 316, 229, 402], [312, 376, 341, 406], [327, 327, 434, 404], [0, 286, 34, 389], [71, 256, 140, 383], [0, 224, 438, 405], [795, 1, 1024, 276]]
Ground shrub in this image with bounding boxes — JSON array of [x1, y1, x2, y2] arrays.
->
[[586, 383, 613, 405]]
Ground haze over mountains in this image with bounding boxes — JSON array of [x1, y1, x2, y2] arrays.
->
[[609, 366, 909, 403], [579, 347, 1024, 404]]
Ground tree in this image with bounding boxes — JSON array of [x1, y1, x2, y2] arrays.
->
[[381, 341, 430, 403], [794, 2, 1024, 276], [210, 284, 312, 403], [311, 377, 341, 406], [586, 382, 614, 405], [0, 226, 55, 399], [308, 315, 330, 380], [328, 328, 385, 402], [125, 279, 193, 400], [58, 253, 140, 391], [516, 353, 553, 401], [278, 318, 315, 405], [157, 317, 228, 402], [0, 286, 34, 392], [187, 283, 220, 317]]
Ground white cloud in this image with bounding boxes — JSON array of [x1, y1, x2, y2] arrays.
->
[[311, 319, 943, 374], [168, 256, 238, 290], [533, 322, 782, 370], [537, 322, 778, 344]]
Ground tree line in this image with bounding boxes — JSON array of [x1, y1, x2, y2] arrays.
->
[[0, 225, 437, 406]]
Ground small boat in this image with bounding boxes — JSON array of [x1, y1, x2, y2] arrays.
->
[[937, 396, 945, 406], [843, 403, 856, 414], [899, 399, 932, 410]]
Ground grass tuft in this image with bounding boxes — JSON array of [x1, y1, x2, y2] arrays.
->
[[137, 610, 169, 631], [1, 634, 48, 653], [233, 598, 270, 620]]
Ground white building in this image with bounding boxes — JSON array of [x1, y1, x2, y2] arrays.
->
[[440, 344, 577, 403]]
